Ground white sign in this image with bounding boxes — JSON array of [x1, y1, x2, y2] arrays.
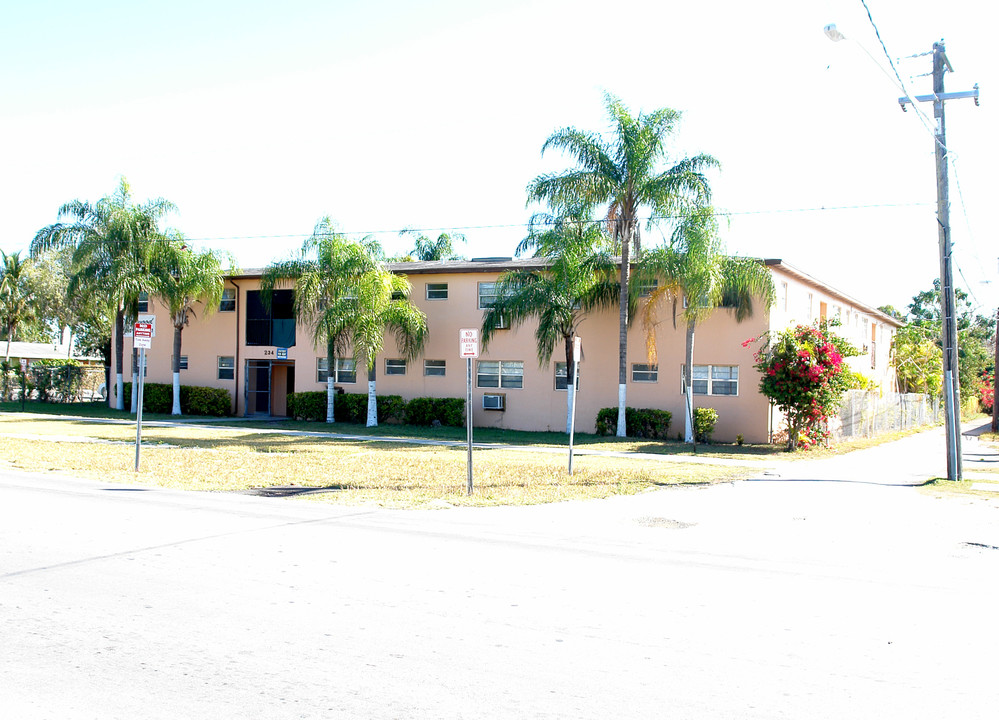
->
[[573, 336, 582, 363], [133, 322, 152, 349], [459, 328, 479, 359], [124, 314, 156, 337]]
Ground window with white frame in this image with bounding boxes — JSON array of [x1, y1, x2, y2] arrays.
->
[[476, 360, 523, 389], [137, 291, 149, 313], [385, 358, 407, 376], [780, 282, 788, 311], [218, 356, 235, 380], [684, 364, 739, 396], [631, 363, 658, 383], [178, 356, 188, 370], [637, 278, 659, 297], [477, 282, 508, 308], [554, 362, 579, 391], [219, 288, 236, 312], [317, 358, 357, 384], [426, 283, 448, 300], [424, 359, 446, 377], [806, 293, 813, 321]]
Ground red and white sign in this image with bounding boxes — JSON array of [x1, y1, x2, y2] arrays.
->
[[133, 321, 153, 349], [459, 328, 479, 358]]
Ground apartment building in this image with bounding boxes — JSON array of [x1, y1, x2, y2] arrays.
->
[[117, 258, 901, 443]]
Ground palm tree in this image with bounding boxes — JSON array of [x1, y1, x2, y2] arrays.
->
[[31, 178, 175, 410], [527, 93, 718, 436], [399, 229, 466, 261], [0, 250, 34, 362], [149, 237, 230, 415], [640, 208, 775, 444], [482, 211, 620, 432], [262, 218, 427, 426]]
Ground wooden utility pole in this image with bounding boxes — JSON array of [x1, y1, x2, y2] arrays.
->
[[993, 308, 998, 433], [901, 40, 979, 481]]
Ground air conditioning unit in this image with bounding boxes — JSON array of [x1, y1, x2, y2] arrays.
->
[[482, 394, 505, 411]]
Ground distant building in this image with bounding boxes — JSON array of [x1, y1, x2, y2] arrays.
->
[[112, 258, 901, 443]]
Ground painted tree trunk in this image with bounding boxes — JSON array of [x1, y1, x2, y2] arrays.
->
[[326, 376, 335, 423], [171, 324, 183, 415], [616, 222, 631, 438], [564, 334, 575, 434], [130, 346, 138, 414], [366, 364, 378, 427], [684, 319, 696, 444], [114, 308, 125, 410]]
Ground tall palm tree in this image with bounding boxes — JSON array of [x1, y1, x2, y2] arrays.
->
[[262, 218, 427, 426], [640, 208, 775, 444], [399, 229, 466, 261], [31, 178, 175, 410], [527, 93, 718, 436], [149, 237, 230, 415], [482, 211, 620, 432], [0, 250, 34, 362]]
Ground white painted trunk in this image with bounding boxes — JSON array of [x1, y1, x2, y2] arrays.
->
[[366, 380, 378, 427], [326, 377, 336, 423], [616, 384, 627, 437], [172, 372, 181, 415], [115, 373, 124, 411], [684, 386, 694, 443], [565, 385, 575, 434], [130, 370, 138, 413]]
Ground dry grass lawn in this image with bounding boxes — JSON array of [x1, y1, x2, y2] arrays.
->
[[0, 416, 751, 508]]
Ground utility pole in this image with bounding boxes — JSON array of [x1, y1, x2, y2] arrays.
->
[[900, 40, 979, 482], [993, 307, 998, 433]]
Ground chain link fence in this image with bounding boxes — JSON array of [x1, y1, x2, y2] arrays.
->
[[831, 390, 942, 441]]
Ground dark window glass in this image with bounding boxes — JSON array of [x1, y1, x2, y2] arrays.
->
[[246, 290, 296, 347]]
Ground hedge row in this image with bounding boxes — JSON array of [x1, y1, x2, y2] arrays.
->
[[287, 391, 464, 427], [122, 382, 232, 416], [594, 407, 673, 439]]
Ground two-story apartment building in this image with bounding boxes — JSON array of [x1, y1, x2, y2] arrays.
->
[[117, 257, 901, 443]]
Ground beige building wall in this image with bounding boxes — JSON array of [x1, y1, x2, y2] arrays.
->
[[114, 259, 900, 445]]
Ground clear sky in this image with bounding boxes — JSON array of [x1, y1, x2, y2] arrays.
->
[[2, 0, 995, 315]]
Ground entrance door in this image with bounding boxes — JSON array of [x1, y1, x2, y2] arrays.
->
[[245, 360, 272, 416]]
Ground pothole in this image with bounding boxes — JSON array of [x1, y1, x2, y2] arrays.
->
[[636, 517, 695, 529]]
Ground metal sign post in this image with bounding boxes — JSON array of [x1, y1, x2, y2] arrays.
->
[[568, 336, 581, 475], [133, 322, 152, 472], [459, 328, 479, 495]]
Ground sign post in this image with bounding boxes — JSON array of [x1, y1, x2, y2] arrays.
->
[[568, 336, 581, 475], [133, 322, 152, 472], [459, 328, 479, 495]]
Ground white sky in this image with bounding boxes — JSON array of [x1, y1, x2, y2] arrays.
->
[[2, 0, 995, 314]]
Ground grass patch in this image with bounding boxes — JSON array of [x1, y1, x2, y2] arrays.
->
[[919, 475, 999, 502], [0, 416, 750, 507]]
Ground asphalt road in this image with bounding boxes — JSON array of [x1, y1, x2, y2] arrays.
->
[[2, 427, 998, 719]]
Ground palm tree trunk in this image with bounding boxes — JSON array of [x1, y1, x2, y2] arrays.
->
[[616, 223, 631, 438], [114, 308, 125, 410], [171, 324, 183, 415], [684, 319, 696, 446], [326, 346, 336, 423], [565, 334, 574, 434], [366, 363, 378, 427], [4, 335, 10, 361], [130, 346, 139, 413]]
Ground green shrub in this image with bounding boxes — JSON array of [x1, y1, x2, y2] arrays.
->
[[123, 382, 232, 416], [594, 407, 672, 439], [404, 397, 465, 427], [287, 391, 407, 424], [693, 407, 719, 443], [30, 360, 85, 403]]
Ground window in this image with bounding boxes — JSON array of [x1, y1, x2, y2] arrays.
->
[[426, 283, 448, 300], [478, 282, 501, 309], [555, 362, 579, 391], [424, 360, 446, 377], [385, 359, 407, 376], [477, 360, 523, 389], [780, 282, 788, 311], [632, 364, 658, 383], [684, 364, 739, 396], [391, 290, 405, 301], [219, 288, 236, 312], [218, 356, 235, 380], [637, 278, 659, 297], [178, 356, 188, 370], [137, 291, 149, 313], [806, 293, 814, 321], [246, 290, 296, 347], [317, 358, 357, 384]]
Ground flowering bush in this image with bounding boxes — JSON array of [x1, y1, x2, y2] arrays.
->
[[980, 371, 994, 414], [749, 323, 859, 450]]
